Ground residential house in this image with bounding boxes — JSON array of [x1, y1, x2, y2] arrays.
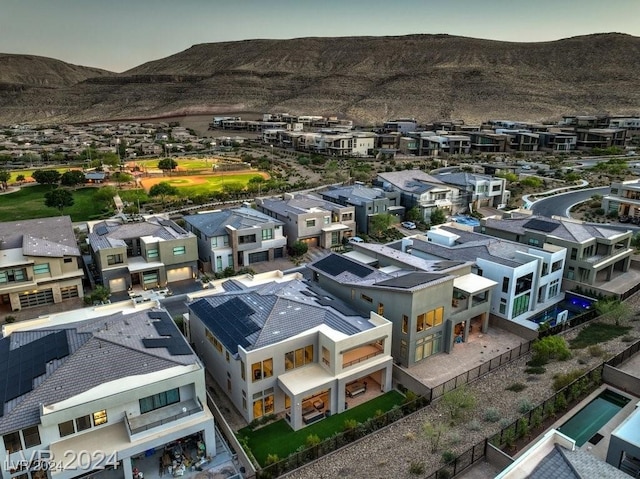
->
[[538, 131, 577, 152], [308, 251, 496, 366], [480, 212, 633, 293], [319, 185, 404, 235], [603, 179, 640, 221], [0, 216, 84, 312], [256, 194, 356, 248], [376, 170, 464, 221], [562, 128, 628, 150], [419, 134, 471, 156], [186, 273, 393, 430], [0, 304, 217, 479], [469, 132, 508, 153], [88, 216, 198, 292], [432, 172, 509, 211], [183, 207, 287, 273], [404, 224, 567, 329], [382, 119, 418, 134]]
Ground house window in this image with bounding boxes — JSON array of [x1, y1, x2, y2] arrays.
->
[[147, 249, 159, 259], [241, 360, 246, 381], [414, 332, 443, 362], [172, 246, 186, 255], [75, 415, 92, 432], [417, 307, 443, 332], [0, 268, 26, 283], [499, 298, 507, 314], [139, 389, 180, 414], [211, 237, 218, 247], [216, 256, 223, 270], [323, 216, 330, 225], [570, 248, 577, 260], [528, 238, 540, 246], [284, 345, 313, 370], [239, 234, 256, 244], [58, 420, 75, 438], [548, 279, 560, 298], [253, 390, 275, 419], [261, 229, 274, 240], [106, 254, 123, 265], [22, 426, 41, 448], [64, 257, 73, 263], [226, 351, 230, 362], [251, 358, 273, 381], [223, 236, 230, 246], [3, 431, 22, 453], [361, 293, 373, 303], [512, 293, 530, 318], [228, 254, 233, 266], [501, 277, 510, 293], [322, 346, 330, 367], [305, 219, 316, 228], [92, 410, 108, 426], [377, 303, 384, 315], [33, 263, 50, 275], [400, 340, 408, 359], [551, 260, 563, 272], [515, 273, 533, 294], [402, 315, 408, 334]]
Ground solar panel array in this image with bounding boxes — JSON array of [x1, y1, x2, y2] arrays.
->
[[190, 296, 259, 355], [0, 331, 69, 417], [313, 255, 372, 278], [376, 272, 447, 289], [523, 218, 559, 233], [94, 224, 109, 236], [142, 311, 193, 355]]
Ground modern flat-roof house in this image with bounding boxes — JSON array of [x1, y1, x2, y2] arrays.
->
[[256, 194, 356, 249], [186, 274, 393, 431], [183, 208, 287, 274], [0, 305, 216, 479], [403, 224, 567, 329], [307, 251, 496, 367], [562, 127, 628, 150], [319, 185, 404, 235], [376, 170, 464, 221], [88, 217, 197, 292], [432, 172, 509, 211], [603, 179, 640, 222], [0, 216, 84, 312], [481, 212, 633, 293]]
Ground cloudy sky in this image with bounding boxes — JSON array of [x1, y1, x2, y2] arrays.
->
[[3, 0, 639, 72]]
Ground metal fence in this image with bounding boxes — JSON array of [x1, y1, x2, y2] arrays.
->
[[423, 440, 487, 479]]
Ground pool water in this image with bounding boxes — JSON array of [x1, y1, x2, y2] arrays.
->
[[451, 216, 480, 227], [557, 389, 630, 446], [530, 293, 595, 326]]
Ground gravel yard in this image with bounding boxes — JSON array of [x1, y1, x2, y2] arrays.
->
[[284, 297, 640, 479]]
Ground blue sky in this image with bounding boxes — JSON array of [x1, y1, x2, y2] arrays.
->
[[2, 0, 639, 72]]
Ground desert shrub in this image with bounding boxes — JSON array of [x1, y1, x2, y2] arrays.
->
[[467, 419, 482, 431], [437, 469, 451, 479], [502, 427, 516, 449], [484, 407, 501, 423], [441, 450, 457, 464], [555, 392, 568, 411], [499, 418, 512, 429], [506, 382, 527, 392], [525, 366, 546, 374], [530, 408, 543, 429], [517, 417, 530, 439], [518, 398, 535, 414], [588, 345, 606, 357], [305, 434, 321, 447], [553, 369, 585, 391], [447, 431, 461, 445], [265, 453, 280, 465], [543, 401, 556, 419], [4, 315, 16, 324], [531, 336, 572, 364], [441, 386, 476, 422], [423, 421, 447, 453], [409, 461, 425, 475], [404, 431, 417, 441], [343, 419, 358, 430]]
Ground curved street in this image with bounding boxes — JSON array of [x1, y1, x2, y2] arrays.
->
[[531, 186, 609, 218]]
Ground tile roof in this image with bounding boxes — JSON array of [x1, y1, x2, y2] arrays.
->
[[0, 216, 80, 257], [377, 170, 445, 195], [0, 308, 197, 434], [432, 172, 495, 187], [259, 194, 346, 217], [321, 185, 388, 206], [89, 216, 193, 251], [183, 207, 283, 237], [188, 279, 372, 354]]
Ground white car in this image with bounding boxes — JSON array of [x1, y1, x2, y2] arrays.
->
[[348, 236, 365, 244], [401, 221, 417, 230]]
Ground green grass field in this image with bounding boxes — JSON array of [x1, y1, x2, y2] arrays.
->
[[141, 172, 263, 195], [238, 391, 405, 465], [7, 168, 73, 184], [0, 185, 106, 222], [131, 158, 218, 171]]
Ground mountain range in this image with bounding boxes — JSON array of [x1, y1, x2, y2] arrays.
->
[[1, 33, 639, 126]]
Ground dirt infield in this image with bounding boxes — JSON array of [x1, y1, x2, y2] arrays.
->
[[138, 171, 269, 191]]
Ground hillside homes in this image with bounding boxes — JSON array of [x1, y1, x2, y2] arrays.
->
[[0, 217, 84, 312], [88, 216, 197, 292], [187, 274, 393, 430], [432, 172, 509, 211], [183, 208, 287, 273], [0, 305, 216, 479]]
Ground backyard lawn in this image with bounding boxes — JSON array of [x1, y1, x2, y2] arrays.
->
[[0, 185, 106, 222], [238, 391, 405, 465]]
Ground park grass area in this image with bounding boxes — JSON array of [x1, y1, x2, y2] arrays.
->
[[130, 158, 220, 171], [139, 172, 265, 195], [7, 168, 72, 184], [118, 189, 150, 204], [0, 185, 105, 222], [238, 391, 405, 465], [569, 322, 632, 349]]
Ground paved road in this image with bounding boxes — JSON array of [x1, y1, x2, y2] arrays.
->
[[531, 186, 609, 217]]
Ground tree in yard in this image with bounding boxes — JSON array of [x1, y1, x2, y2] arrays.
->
[[369, 213, 393, 236], [430, 208, 447, 225], [44, 188, 74, 214], [406, 206, 422, 223], [32, 169, 61, 187], [111, 172, 133, 188], [149, 181, 178, 205], [60, 170, 86, 188], [94, 186, 118, 207], [16, 174, 25, 185], [441, 386, 476, 423], [0, 170, 10, 190], [595, 299, 633, 326], [221, 182, 245, 199], [289, 241, 308, 258], [158, 158, 178, 176]]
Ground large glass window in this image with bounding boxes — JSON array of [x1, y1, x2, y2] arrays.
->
[[417, 307, 444, 332], [305, 219, 316, 228], [515, 273, 533, 295], [501, 277, 510, 293], [33, 264, 50, 275], [261, 229, 273, 240], [3, 431, 22, 453], [512, 293, 530, 318], [239, 235, 256, 244], [75, 416, 92, 432], [251, 358, 273, 381], [0, 268, 27, 283], [58, 421, 75, 438], [22, 426, 41, 449], [139, 388, 180, 414], [107, 254, 123, 265], [92, 410, 108, 426], [147, 249, 159, 259], [414, 332, 443, 362], [172, 246, 186, 255]]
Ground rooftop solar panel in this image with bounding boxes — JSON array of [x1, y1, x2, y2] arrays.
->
[[141, 311, 194, 356], [313, 255, 372, 278], [376, 272, 448, 289], [523, 218, 559, 233], [95, 224, 108, 236]]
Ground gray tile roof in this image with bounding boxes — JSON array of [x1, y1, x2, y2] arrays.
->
[[321, 185, 388, 206], [183, 207, 283, 237], [528, 445, 580, 479], [563, 446, 631, 479], [89, 217, 193, 251], [353, 242, 472, 273], [0, 308, 198, 435], [188, 279, 373, 354], [259, 194, 344, 217], [484, 215, 630, 243], [0, 216, 80, 257], [432, 172, 494, 187], [377, 170, 445, 194]]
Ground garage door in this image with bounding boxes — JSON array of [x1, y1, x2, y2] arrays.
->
[[109, 277, 127, 293], [248, 251, 269, 264], [167, 266, 192, 283], [19, 289, 54, 309]]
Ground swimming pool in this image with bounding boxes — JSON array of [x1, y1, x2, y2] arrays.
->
[[451, 216, 480, 227], [557, 389, 630, 446], [530, 293, 595, 326]]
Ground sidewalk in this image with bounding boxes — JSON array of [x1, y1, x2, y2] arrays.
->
[[522, 179, 588, 209]]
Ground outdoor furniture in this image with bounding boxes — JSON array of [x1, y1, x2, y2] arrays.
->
[[313, 399, 324, 410], [303, 409, 324, 424], [346, 381, 366, 397]]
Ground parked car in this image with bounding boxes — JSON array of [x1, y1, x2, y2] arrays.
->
[[401, 221, 417, 230], [348, 236, 365, 244]]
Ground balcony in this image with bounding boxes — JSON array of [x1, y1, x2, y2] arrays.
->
[[125, 398, 202, 436], [342, 344, 384, 368]]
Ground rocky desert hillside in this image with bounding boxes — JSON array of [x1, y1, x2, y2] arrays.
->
[[1, 33, 639, 125]]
